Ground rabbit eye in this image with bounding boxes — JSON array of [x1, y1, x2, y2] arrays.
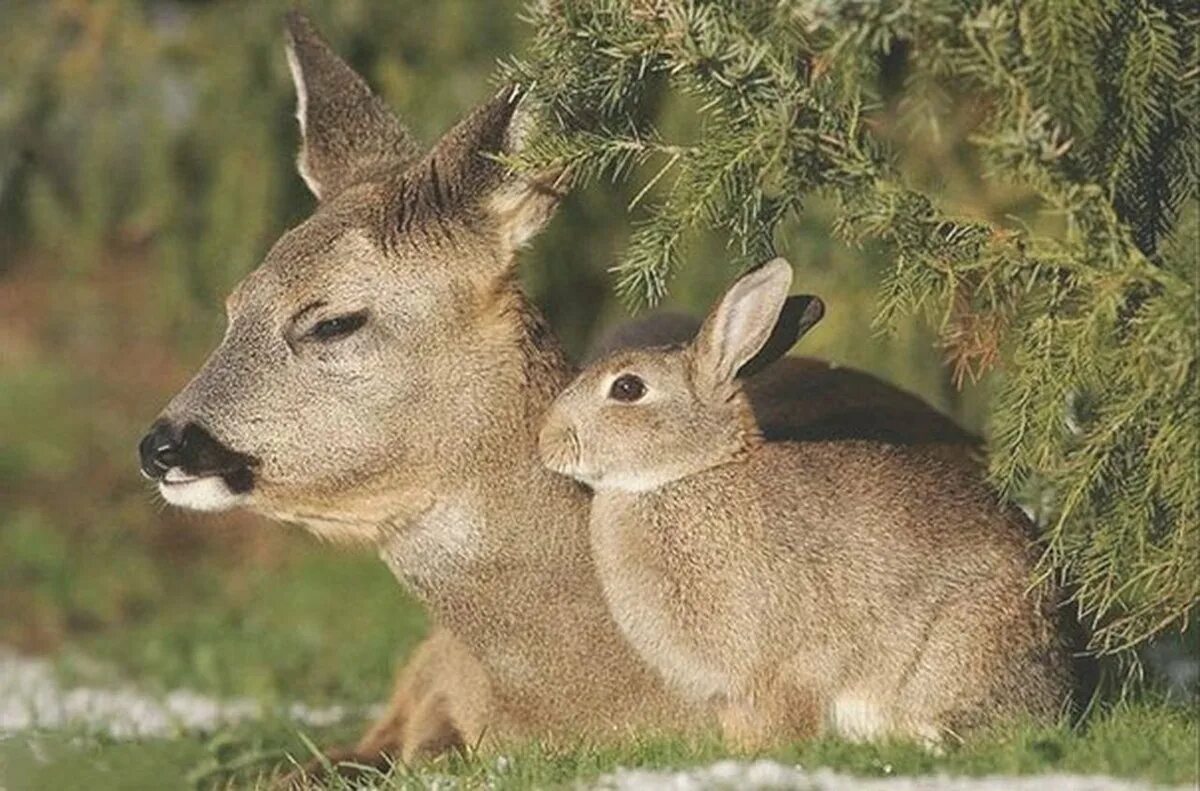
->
[[609, 374, 646, 403]]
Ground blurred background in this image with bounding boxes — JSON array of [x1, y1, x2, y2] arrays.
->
[[0, 0, 988, 749]]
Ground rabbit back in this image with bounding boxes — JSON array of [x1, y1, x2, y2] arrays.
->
[[589, 438, 1069, 742]]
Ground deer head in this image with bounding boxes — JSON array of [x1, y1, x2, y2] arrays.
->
[[138, 12, 564, 544]]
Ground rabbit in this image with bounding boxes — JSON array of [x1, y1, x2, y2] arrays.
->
[[538, 258, 1070, 749]]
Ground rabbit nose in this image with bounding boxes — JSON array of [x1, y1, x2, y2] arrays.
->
[[538, 418, 580, 473]]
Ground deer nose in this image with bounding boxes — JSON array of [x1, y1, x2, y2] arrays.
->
[[138, 419, 259, 491], [139, 420, 182, 479]]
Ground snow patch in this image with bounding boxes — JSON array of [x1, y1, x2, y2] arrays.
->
[[2, 652, 1190, 791], [591, 760, 1188, 791], [0, 651, 365, 739]]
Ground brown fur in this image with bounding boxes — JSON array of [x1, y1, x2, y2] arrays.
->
[[150, 14, 984, 774], [588, 310, 980, 457], [539, 260, 1070, 748]]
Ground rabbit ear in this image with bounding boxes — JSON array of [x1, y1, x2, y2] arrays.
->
[[736, 294, 825, 378], [693, 258, 794, 388]]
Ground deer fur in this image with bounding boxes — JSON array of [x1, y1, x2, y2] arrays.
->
[[146, 12, 991, 768], [539, 259, 1071, 749]]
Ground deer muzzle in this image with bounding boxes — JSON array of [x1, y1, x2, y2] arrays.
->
[[138, 419, 258, 511]]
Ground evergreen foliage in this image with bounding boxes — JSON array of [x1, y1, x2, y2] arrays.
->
[[504, 0, 1199, 659]]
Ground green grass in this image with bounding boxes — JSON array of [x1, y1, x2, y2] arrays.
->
[[371, 705, 1199, 788], [2, 701, 1196, 790], [66, 549, 426, 707], [2, 510, 425, 706]]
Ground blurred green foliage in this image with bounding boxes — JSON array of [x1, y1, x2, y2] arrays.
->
[[2, 0, 526, 340]]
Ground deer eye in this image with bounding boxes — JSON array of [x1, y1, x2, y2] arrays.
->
[[309, 311, 367, 342], [609, 374, 646, 403]]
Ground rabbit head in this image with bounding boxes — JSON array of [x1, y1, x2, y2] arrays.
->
[[540, 258, 824, 492]]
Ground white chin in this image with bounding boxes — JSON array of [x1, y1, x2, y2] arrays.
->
[[159, 476, 247, 512], [591, 469, 677, 493]]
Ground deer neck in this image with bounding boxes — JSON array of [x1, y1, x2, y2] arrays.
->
[[375, 290, 596, 649], [372, 288, 697, 736]]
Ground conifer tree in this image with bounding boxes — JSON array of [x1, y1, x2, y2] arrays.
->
[[505, 0, 1199, 661]]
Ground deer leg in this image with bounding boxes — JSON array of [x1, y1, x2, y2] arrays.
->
[[281, 627, 488, 784]]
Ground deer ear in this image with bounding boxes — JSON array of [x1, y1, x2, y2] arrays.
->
[[420, 88, 565, 256], [693, 258, 795, 389], [284, 11, 419, 200], [735, 294, 825, 378]]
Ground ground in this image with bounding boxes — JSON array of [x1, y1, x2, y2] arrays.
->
[[1, 533, 1196, 790]]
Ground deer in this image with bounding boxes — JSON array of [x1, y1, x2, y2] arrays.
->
[[138, 11, 1006, 774]]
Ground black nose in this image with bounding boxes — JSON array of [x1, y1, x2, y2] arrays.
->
[[139, 420, 182, 480], [137, 420, 258, 492]]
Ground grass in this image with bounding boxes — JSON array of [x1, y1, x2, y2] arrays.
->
[[2, 701, 1196, 790], [1, 506, 425, 707]]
